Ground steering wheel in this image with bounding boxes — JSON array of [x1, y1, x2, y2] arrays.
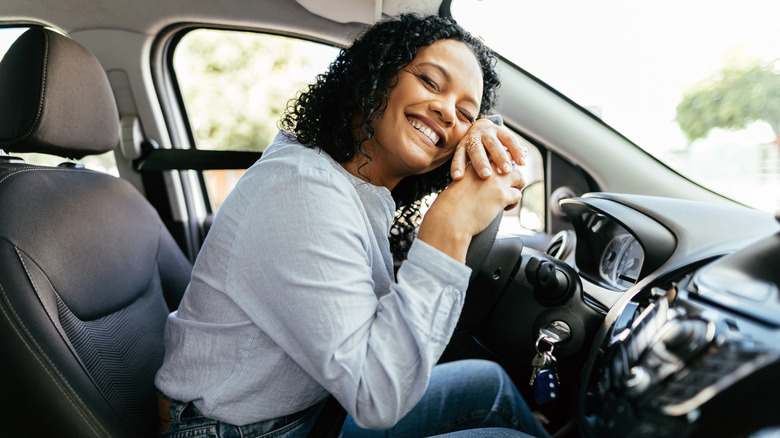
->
[[465, 211, 502, 281], [458, 212, 503, 330]]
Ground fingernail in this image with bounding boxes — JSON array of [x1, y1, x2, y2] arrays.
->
[[452, 170, 462, 179], [503, 163, 513, 173], [479, 168, 492, 178]]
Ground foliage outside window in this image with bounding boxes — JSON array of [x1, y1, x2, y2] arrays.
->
[[173, 29, 339, 209], [453, 0, 780, 213], [174, 29, 339, 152]]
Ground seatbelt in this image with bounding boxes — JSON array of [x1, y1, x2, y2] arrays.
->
[[133, 141, 262, 171], [308, 395, 348, 438]]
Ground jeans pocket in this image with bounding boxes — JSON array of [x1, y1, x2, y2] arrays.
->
[[253, 408, 319, 438], [162, 414, 218, 438]]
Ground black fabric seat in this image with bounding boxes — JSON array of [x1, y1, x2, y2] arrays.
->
[[0, 28, 192, 437]]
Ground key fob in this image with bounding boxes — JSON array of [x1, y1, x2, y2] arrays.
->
[[533, 368, 559, 405]]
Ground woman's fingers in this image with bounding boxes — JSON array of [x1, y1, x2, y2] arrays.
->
[[466, 136, 493, 178], [497, 127, 528, 168], [451, 118, 529, 181], [450, 139, 468, 180], [481, 133, 512, 174], [454, 162, 525, 225], [503, 168, 526, 211]]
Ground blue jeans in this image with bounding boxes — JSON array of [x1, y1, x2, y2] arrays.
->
[[158, 394, 325, 438], [158, 360, 548, 438], [341, 359, 549, 438]]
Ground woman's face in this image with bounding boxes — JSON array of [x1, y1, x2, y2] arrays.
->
[[359, 39, 484, 189]]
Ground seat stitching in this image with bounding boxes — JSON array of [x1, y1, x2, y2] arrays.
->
[[0, 166, 101, 185], [0, 244, 109, 437], [0, 29, 50, 148]]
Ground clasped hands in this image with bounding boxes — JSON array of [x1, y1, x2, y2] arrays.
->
[[450, 117, 528, 181], [417, 118, 527, 263]]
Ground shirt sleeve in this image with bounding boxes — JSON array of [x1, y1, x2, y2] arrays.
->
[[225, 161, 471, 430], [486, 114, 504, 126]]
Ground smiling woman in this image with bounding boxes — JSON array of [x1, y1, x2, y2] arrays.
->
[[155, 13, 545, 438]]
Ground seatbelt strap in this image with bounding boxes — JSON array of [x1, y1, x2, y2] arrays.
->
[[134, 147, 262, 171], [308, 395, 348, 438]]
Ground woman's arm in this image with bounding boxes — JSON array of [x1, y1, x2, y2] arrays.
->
[[228, 161, 471, 430]]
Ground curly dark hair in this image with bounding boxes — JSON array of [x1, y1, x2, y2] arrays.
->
[[280, 13, 500, 261]]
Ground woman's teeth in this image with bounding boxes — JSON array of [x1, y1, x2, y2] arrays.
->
[[408, 118, 440, 145]]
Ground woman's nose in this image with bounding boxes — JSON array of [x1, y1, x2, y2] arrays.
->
[[430, 98, 455, 126]]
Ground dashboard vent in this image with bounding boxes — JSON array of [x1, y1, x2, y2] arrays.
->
[[546, 230, 575, 260]]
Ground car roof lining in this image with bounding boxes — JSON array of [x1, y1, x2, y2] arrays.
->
[[0, 0, 442, 37]]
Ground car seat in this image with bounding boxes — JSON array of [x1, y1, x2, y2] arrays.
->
[[0, 27, 192, 437]]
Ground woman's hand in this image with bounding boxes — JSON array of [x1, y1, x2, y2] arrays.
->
[[450, 118, 527, 180], [417, 161, 525, 263]]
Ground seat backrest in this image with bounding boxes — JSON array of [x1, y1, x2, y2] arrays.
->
[[0, 27, 192, 437]]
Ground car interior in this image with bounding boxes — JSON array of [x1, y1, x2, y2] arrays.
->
[[1, 1, 778, 437]]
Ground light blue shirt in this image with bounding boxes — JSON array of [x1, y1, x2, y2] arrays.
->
[[155, 131, 471, 429]]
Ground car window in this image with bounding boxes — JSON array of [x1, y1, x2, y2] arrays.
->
[[172, 29, 340, 210], [0, 27, 118, 176], [452, 0, 780, 214]]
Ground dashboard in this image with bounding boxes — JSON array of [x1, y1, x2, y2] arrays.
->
[[579, 214, 645, 290], [555, 194, 780, 438], [465, 192, 778, 437]]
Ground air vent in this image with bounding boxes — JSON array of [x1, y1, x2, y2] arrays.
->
[[546, 230, 576, 260]]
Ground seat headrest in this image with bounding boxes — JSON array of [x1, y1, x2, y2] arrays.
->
[[0, 27, 119, 159]]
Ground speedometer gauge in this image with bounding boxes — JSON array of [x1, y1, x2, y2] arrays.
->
[[600, 236, 621, 277], [615, 238, 643, 288], [599, 234, 644, 289]]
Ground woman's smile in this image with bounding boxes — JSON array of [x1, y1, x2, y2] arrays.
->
[[407, 116, 442, 147]]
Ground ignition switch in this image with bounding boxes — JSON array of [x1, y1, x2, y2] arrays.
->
[[526, 256, 571, 303]]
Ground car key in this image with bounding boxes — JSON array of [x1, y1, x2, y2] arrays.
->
[[533, 351, 560, 405], [529, 351, 550, 386], [530, 322, 568, 404]]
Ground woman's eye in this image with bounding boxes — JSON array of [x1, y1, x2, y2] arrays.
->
[[419, 74, 439, 91], [459, 109, 475, 123]]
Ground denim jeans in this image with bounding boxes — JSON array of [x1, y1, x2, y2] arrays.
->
[[341, 359, 550, 438], [159, 359, 548, 438], [158, 394, 325, 438]]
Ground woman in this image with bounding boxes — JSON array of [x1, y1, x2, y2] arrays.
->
[[155, 14, 548, 438]]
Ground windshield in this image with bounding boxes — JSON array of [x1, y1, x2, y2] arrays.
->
[[452, 0, 780, 213]]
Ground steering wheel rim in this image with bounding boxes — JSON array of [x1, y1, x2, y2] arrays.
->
[[454, 211, 503, 331], [465, 211, 502, 282]]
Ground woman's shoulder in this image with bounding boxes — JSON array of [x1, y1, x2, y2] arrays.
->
[[262, 131, 331, 167], [237, 131, 354, 199]]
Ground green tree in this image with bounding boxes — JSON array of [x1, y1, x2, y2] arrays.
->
[[174, 30, 330, 152], [676, 61, 780, 150]]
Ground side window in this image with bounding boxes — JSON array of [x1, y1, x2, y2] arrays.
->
[[172, 29, 340, 210], [0, 27, 118, 176], [500, 132, 545, 234]]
